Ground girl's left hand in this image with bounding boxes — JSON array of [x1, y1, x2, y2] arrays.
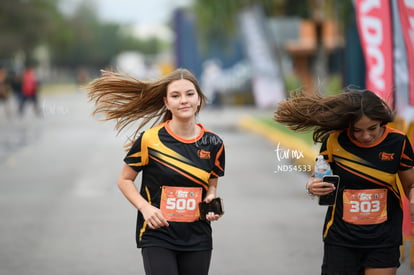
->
[[204, 194, 216, 203], [206, 212, 222, 222], [202, 194, 223, 222]]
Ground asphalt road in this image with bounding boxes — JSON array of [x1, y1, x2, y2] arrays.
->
[[0, 91, 412, 274]]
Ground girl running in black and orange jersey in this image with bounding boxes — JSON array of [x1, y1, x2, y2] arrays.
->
[[274, 90, 414, 275], [87, 68, 225, 275]]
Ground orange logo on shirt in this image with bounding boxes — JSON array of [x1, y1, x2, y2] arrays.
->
[[379, 152, 394, 161], [198, 150, 210, 159]]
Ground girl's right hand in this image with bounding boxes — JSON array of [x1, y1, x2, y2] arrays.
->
[[140, 204, 169, 229], [306, 177, 336, 196]]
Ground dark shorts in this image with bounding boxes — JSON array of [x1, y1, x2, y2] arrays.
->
[[321, 243, 400, 275], [141, 247, 212, 275]]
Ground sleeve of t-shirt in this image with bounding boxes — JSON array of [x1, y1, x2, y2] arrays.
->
[[210, 141, 225, 178], [124, 132, 147, 173], [319, 139, 327, 154], [318, 138, 330, 162], [399, 135, 414, 171]]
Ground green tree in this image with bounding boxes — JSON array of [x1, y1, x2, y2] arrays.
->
[[0, 0, 170, 70], [51, 0, 165, 69], [0, 0, 62, 63]]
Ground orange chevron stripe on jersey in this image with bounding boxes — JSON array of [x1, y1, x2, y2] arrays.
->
[[149, 154, 209, 190], [127, 145, 149, 167], [128, 124, 189, 166], [139, 186, 152, 241], [214, 144, 225, 172], [129, 124, 211, 189], [325, 130, 405, 207]]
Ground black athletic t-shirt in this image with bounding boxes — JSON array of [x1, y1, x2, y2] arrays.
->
[[124, 121, 225, 251], [320, 126, 414, 248]]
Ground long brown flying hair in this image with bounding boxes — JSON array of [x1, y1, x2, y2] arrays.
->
[[273, 89, 394, 143], [87, 68, 207, 149]]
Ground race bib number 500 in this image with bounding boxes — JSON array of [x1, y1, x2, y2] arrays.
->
[[342, 189, 387, 225], [160, 186, 202, 222]]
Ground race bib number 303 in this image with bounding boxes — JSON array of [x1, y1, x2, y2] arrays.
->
[[160, 186, 202, 222], [342, 189, 387, 225]]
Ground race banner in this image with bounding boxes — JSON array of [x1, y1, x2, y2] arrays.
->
[[354, 0, 394, 106], [239, 6, 286, 108], [398, 0, 414, 106]]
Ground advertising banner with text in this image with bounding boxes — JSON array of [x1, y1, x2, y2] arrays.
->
[[354, 0, 394, 106]]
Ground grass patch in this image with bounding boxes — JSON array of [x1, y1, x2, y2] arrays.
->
[[284, 73, 343, 96], [255, 116, 315, 146], [39, 82, 79, 95]]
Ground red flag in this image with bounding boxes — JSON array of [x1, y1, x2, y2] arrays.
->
[[354, 0, 394, 106]]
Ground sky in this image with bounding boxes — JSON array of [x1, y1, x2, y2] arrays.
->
[[59, 0, 193, 39]]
